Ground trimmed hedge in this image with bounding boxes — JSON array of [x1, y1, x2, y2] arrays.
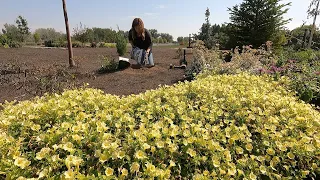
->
[[0, 73, 319, 179]]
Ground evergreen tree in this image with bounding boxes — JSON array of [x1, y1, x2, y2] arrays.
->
[[198, 8, 211, 41], [228, 0, 291, 48], [15, 15, 30, 42], [197, 7, 216, 49]]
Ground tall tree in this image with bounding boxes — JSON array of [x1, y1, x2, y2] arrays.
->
[[34, 28, 64, 42], [197, 8, 211, 41], [2, 24, 20, 42], [15, 15, 30, 42], [197, 8, 216, 49], [159, 33, 173, 43], [73, 23, 94, 45], [149, 29, 159, 39], [62, 0, 75, 67], [34, 33, 40, 44], [228, 0, 291, 48], [177, 37, 184, 44], [307, 0, 320, 48]]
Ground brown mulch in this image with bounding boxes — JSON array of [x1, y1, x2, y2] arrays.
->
[[0, 47, 192, 103]]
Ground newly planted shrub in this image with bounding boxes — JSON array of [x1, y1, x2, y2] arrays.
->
[[97, 55, 118, 74], [116, 33, 127, 56], [0, 73, 319, 179]]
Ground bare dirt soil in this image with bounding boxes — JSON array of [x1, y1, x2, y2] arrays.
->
[[0, 47, 192, 103]]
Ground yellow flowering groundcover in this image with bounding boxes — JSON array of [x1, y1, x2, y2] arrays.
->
[[0, 73, 319, 179]]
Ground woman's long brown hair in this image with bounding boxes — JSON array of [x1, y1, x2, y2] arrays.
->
[[132, 18, 145, 41]]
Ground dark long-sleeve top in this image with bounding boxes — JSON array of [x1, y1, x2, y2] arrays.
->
[[128, 28, 153, 52]]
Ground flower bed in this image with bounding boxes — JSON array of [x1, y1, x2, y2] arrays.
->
[[0, 73, 319, 179]]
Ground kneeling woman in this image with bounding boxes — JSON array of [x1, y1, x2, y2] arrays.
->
[[129, 18, 154, 67]]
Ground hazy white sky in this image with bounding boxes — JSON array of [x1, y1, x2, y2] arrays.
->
[[0, 0, 312, 40]]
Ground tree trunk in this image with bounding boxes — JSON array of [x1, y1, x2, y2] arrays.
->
[[62, 0, 75, 67], [308, 0, 320, 49]]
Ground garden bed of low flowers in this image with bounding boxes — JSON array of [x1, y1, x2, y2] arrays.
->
[[0, 73, 319, 179]]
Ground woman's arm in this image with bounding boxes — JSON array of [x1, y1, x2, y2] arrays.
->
[[145, 29, 153, 53], [128, 29, 135, 47]]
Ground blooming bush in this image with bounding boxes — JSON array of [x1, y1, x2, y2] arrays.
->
[[190, 41, 320, 106], [257, 49, 320, 105], [185, 40, 223, 80], [0, 73, 319, 179], [185, 41, 275, 79]]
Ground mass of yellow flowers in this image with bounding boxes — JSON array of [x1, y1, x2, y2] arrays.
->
[[0, 73, 319, 179]]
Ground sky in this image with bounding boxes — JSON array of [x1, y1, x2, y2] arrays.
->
[[0, 0, 312, 40]]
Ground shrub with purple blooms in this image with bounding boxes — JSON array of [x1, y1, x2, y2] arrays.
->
[[191, 40, 320, 106]]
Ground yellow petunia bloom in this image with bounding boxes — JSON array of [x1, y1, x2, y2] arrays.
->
[[64, 169, 75, 179], [99, 153, 109, 163], [117, 151, 125, 159], [249, 172, 257, 180], [105, 167, 114, 176], [36, 147, 50, 160], [224, 150, 232, 162], [38, 169, 48, 178], [267, 148, 275, 156], [169, 160, 176, 167], [236, 146, 244, 154], [260, 165, 267, 174], [145, 162, 156, 173], [131, 162, 140, 173], [156, 141, 165, 148], [121, 168, 128, 176], [65, 155, 83, 168], [14, 157, 31, 169], [287, 152, 295, 160], [72, 134, 83, 142], [212, 157, 220, 167], [135, 150, 146, 159], [187, 148, 196, 157], [143, 143, 151, 150], [203, 170, 210, 176], [245, 143, 253, 152]]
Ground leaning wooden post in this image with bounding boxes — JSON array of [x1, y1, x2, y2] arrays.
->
[[62, 0, 75, 67], [308, 0, 320, 49]]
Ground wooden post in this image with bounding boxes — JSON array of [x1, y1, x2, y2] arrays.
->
[[62, 0, 75, 67], [308, 0, 320, 49]]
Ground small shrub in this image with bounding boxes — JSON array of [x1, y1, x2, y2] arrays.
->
[[185, 40, 223, 80], [175, 48, 183, 59], [3, 44, 9, 49], [98, 42, 105, 48], [97, 55, 118, 74], [8, 41, 22, 48], [91, 42, 97, 48], [116, 33, 127, 56], [72, 41, 82, 48], [44, 40, 54, 47], [0, 34, 9, 46], [57, 38, 67, 48]]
